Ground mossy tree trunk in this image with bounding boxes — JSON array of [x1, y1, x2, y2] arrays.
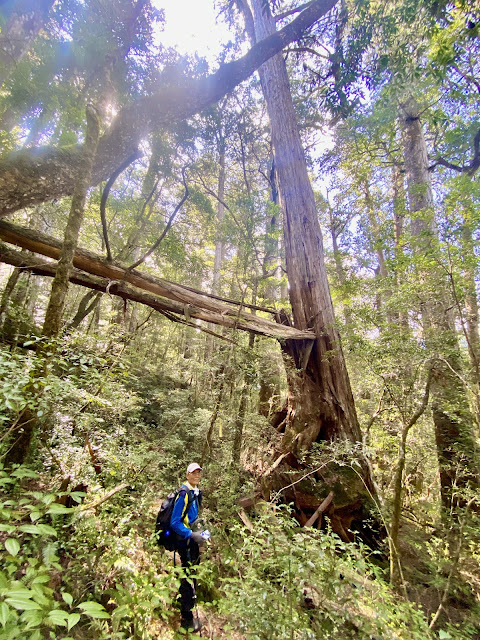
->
[[400, 97, 479, 513], [4, 105, 100, 465], [42, 105, 101, 337]]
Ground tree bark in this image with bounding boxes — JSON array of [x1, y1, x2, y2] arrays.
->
[[391, 162, 410, 330], [232, 380, 249, 464], [250, 0, 361, 447], [389, 367, 432, 586], [67, 290, 102, 331], [0, 267, 31, 343], [0, 265, 21, 325], [205, 139, 226, 362], [0, 0, 338, 218], [459, 213, 480, 415], [201, 364, 226, 464]]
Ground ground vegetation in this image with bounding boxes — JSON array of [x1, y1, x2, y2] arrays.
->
[[0, 0, 479, 638]]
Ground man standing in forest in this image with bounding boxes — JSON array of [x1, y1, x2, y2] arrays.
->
[[171, 462, 206, 632]]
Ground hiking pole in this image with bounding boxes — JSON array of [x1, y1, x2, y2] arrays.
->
[[192, 579, 202, 637]]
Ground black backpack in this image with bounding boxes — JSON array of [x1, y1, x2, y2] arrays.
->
[[155, 487, 193, 551]]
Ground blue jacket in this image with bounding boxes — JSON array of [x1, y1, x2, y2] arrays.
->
[[170, 484, 200, 540]]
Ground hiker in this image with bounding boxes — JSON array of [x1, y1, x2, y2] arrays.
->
[[171, 462, 206, 632]]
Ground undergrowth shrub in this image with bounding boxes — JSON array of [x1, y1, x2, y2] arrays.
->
[[0, 465, 109, 639], [202, 508, 432, 640]]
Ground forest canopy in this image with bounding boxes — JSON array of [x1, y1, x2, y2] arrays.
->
[[0, 0, 479, 639]]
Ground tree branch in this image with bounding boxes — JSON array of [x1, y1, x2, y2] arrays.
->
[[100, 150, 141, 261], [430, 127, 480, 176], [77, 483, 129, 512], [275, 1, 314, 22], [0, 0, 339, 217], [127, 168, 189, 271]]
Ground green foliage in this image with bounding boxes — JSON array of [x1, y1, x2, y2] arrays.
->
[[0, 465, 109, 639], [1, 1, 480, 636], [201, 510, 430, 640]]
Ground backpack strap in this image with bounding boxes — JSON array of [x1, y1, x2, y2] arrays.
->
[[177, 486, 194, 525]]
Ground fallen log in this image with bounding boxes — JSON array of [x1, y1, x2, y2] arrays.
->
[[0, 238, 314, 341]]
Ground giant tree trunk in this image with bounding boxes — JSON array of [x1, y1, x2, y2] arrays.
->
[[400, 97, 479, 513], [245, 0, 376, 535]]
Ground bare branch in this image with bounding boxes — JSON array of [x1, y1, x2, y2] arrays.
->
[[127, 168, 189, 271], [286, 46, 329, 59], [100, 150, 141, 261], [275, 1, 314, 22], [430, 127, 480, 177], [78, 483, 129, 511]]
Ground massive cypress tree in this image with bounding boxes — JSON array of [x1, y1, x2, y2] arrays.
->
[[237, 0, 376, 538]]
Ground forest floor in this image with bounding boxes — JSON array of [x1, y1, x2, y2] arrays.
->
[[1, 349, 480, 640]]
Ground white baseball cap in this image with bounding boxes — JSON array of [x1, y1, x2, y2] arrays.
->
[[187, 463, 202, 473]]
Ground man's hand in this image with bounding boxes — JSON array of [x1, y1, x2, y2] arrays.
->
[[190, 531, 206, 547]]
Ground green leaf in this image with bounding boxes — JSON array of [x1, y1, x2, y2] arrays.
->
[[111, 604, 129, 621], [67, 612, 81, 630], [62, 592, 73, 606], [42, 542, 59, 565], [29, 511, 42, 522], [11, 468, 38, 479], [0, 602, 11, 627], [31, 589, 51, 607], [31, 575, 50, 585], [46, 609, 69, 626], [21, 608, 43, 630], [69, 491, 87, 503], [35, 524, 57, 537], [46, 503, 73, 515], [0, 571, 8, 589], [439, 632, 452, 640], [5, 597, 41, 611], [5, 538, 20, 557], [6, 588, 34, 599], [77, 601, 110, 619], [0, 524, 15, 533], [19, 525, 41, 535]]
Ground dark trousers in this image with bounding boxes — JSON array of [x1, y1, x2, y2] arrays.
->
[[177, 540, 200, 623]]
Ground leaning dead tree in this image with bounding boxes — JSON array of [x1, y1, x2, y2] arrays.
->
[[0, 221, 313, 342]]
